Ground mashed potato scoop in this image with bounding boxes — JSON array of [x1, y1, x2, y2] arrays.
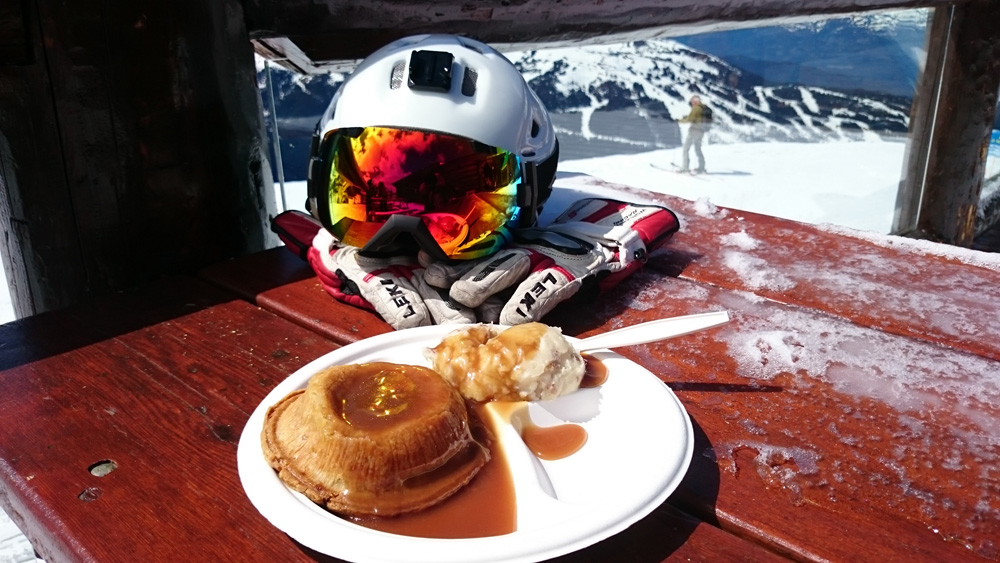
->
[[428, 312, 729, 403], [428, 323, 585, 402]]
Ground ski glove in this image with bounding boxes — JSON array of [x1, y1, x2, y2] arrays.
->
[[271, 210, 474, 329], [420, 198, 680, 325]]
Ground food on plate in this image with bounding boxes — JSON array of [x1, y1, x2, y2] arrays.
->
[[261, 362, 489, 517], [427, 323, 586, 402]]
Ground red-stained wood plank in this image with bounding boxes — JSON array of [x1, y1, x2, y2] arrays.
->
[[193, 178, 1000, 560], [545, 271, 1000, 562], [559, 175, 1000, 363], [203, 245, 1000, 560], [200, 248, 393, 345], [201, 178, 1000, 365], [0, 275, 779, 563], [0, 277, 340, 562]]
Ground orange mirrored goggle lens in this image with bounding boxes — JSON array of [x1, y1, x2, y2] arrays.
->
[[311, 127, 522, 259]]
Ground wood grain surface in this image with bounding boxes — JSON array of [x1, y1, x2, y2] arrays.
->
[[199, 180, 1000, 561], [1, 275, 781, 562]]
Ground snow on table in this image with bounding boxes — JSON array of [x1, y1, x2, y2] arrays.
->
[[544, 175, 1000, 560]]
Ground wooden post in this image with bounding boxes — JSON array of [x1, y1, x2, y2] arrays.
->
[[893, 1, 1000, 245], [0, 0, 276, 318]]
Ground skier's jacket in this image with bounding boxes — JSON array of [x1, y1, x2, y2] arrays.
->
[[679, 104, 712, 131]]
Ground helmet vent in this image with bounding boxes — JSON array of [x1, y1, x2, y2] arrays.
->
[[461, 67, 478, 97], [456, 37, 484, 54], [530, 119, 540, 138], [390, 62, 405, 89]]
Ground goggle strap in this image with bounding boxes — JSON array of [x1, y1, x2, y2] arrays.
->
[[306, 126, 331, 222], [309, 126, 321, 160], [518, 161, 539, 227], [307, 157, 321, 187], [305, 156, 323, 220], [306, 126, 322, 186], [306, 127, 322, 195]]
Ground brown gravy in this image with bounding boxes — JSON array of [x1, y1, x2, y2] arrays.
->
[[485, 401, 589, 461], [348, 404, 516, 538], [536, 355, 603, 461], [580, 354, 608, 388], [521, 422, 588, 460], [345, 356, 608, 538]]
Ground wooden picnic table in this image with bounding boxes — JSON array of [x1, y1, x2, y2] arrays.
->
[[2, 176, 999, 562]]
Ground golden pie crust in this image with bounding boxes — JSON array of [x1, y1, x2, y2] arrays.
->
[[261, 362, 488, 517]]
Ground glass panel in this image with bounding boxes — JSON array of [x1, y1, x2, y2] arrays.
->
[[981, 99, 1000, 237], [525, 9, 931, 234], [256, 8, 937, 238], [256, 56, 347, 214]]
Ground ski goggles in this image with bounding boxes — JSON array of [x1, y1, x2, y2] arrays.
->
[[308, 126, 533, 260]]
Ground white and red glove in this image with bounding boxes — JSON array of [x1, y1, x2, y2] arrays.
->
[[271, 211, 474, 329], [420, 198, 679, 325], [272, 198, 679, 328]]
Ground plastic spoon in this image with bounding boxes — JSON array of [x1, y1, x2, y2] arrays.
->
[[574, 310, 730, 352]]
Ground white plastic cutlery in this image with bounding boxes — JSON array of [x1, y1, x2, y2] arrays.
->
[[574, 310, 730, 352]]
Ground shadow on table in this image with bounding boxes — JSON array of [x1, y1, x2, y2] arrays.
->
[[670, 416, 724, 527], [0, 247, 326, 372], [0, 275, 238, 371], [545, 250, 701, 336]]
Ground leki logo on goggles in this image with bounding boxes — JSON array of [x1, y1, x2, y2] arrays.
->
[[309, 126, 526, 260]]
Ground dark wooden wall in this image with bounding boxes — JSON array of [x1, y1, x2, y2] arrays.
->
[[0, 0, 275, 319], [1, 0, 998, 320]]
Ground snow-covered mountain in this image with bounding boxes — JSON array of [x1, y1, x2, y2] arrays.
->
[[513, 39, 912, 160], [258, 14, 923, 180], [674, 10, 929, 97]]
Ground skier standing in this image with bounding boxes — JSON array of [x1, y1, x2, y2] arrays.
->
[[678, 95, 710, 174]]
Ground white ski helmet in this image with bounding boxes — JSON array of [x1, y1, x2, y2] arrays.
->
[[307, 34, 559, 259]]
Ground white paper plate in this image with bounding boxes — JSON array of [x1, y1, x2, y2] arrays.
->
[[237, 324, 694, 563]]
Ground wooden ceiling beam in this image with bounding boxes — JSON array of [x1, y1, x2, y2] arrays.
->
[[244, 0, 956, 72]]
